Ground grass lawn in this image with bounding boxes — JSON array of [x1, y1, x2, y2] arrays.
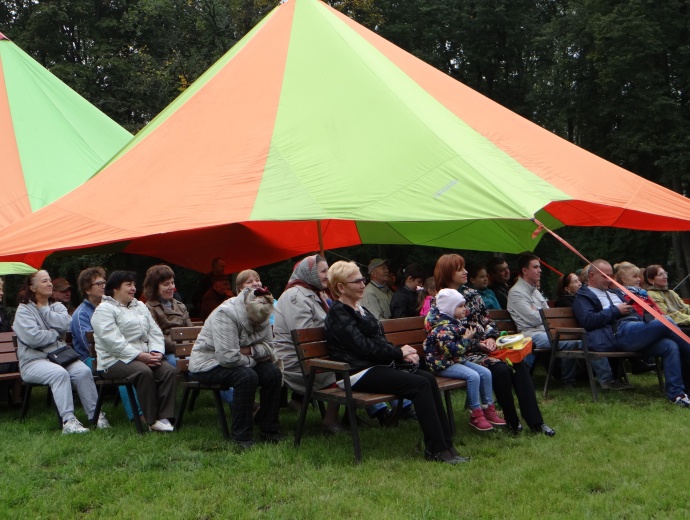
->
[[0, 370, 687, 519]]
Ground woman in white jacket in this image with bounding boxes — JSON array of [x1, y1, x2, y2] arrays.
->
[[13, 270, 106, 434], [92, 271, 176, 432]]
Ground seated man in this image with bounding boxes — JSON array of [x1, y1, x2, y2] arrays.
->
[[361, 258, 393, 320], [507, 253, 621, 389], [52, 277, 75, 315], [199, 277, 234, 321], [573, 259, 690, 407], [486, 256, 512, 310]]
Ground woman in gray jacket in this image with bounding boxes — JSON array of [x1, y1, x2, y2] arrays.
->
[[92, 271, 176, 433], [13, 270, 106, 434]]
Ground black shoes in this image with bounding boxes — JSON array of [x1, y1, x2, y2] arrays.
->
[[507, 421, 523, 435], [601, 380, 635, 391], [531, 424, 556, 437], [425, 449, 470, 465]]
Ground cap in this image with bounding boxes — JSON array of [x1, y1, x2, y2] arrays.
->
[[52, 278, 72, 291], [367, 258, 390, 274]]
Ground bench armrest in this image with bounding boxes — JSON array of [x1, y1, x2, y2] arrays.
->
[[307, 358, 351, 372]]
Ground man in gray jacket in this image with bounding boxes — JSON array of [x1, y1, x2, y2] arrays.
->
[[361, 258, 393, 320], [189, 288, 282, 448], [507, 253, 620, 389]]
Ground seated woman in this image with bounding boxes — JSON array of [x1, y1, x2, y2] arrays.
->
[[390, 263, 425, 318], [324, 261, 468, 464], [144, 264, 193, 366], [92, 271, 177, 432], [434, 254, 554, 436], [644, 264, 690, 327], [554, 273, 581, 308], [189, 287, 282, 449], [273, 255, 342, 433], [13, 270, 107, 433], [466, 263, 500, 310]]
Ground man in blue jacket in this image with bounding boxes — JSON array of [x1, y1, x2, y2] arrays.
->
[[573, 259, 690, 407]]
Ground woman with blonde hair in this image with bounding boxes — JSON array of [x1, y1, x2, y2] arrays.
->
[[324, 261, 467, 464], [644, 264, 690, 327]]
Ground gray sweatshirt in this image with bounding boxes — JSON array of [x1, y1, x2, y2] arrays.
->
[[13, 301, 71, 372]]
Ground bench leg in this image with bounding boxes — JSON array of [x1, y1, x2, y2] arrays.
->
[[126, 384, 144, 434], [212, 389, 231, 440], [342, 378, 362, 464], [19, 384, 33, 422], [91, 385, 104, 425], [443, 390, 455, 436], [176, 387, 192, 432], [655, 356, 664, 393], [295, 373, 316, 449], [543, 351, 558, 399], [583, 357, 598, 402], [188, 387, 200, 412]]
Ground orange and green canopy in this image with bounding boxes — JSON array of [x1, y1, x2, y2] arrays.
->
[[0, 0, 689, 273], [0, 32, 131, 274]]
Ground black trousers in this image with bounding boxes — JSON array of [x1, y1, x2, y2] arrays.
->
[[488, 361, 543, 429], [192, 362, 282, 442], [353, 366, 453, 454]]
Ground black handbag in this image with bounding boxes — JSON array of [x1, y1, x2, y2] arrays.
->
[[47, 345, 80, 367]]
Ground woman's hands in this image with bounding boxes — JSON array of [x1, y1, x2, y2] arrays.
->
[[401, 345, 419, 364], [478, 337, 497, 354], [136, 351, 163, 367]]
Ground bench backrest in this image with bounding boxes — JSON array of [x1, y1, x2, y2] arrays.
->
[[0, 337, 18, 364], [291, 327, 329, 378], [381, 316, 427, 356], [539, 307, 583, 342], [488, 309, 518, 335], [170, 326, 203, 373]]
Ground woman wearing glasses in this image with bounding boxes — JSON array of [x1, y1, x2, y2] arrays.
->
[[71, 266, 108, 363], [644, 265, 690, 327], [324, 261, 468, 464]]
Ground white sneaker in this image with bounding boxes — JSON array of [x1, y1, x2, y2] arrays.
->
[[149, 420, 174, 432], [96, 412, 111, 429], [62, 418, 90, 434]]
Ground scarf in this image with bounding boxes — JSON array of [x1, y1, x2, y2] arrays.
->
[[285, 255, 330, 313]]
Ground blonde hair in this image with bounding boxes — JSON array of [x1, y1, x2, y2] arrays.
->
[[613, 261, 639, 286], [328, 261, 361, 299], [235, 269, 260, 293]]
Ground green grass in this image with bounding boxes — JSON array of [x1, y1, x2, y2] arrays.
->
[[1, 371, 687, 519]]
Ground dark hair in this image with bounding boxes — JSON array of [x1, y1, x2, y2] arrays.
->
[[517, 252, 540, 275], [556, 273, 577, 296], [143, 264, 175, 302], [485, 256, 507, 276], [466, 262, 486, 281], [434, 254, 465, 290], [643, 264, 664, 286], [19, 270, 54, 305], [77, 266, 106, 298], [105, 271, 137, 297], [399, 263, 425, 281]]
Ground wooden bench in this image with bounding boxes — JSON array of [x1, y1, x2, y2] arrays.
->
[[171, 326, 232, 439], [488, 309, 551, 372], [86, 331, 144, 433], [539, 307, 664, 402], [0, 332, 23, 406], [292, 316, 466, 464]]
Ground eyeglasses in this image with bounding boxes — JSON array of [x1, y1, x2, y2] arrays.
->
[[91, 281, 106, 287], [657, 271, 668, 277], [346, 278, 367, 285]]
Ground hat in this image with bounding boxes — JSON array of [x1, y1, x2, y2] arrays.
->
[[52, 278, 72, 291], [436, 288, 466, 317], [368, 258, 390, 274]]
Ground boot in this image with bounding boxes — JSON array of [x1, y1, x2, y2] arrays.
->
[[482, 404, 506, 426], [469, 407, 493, 431]]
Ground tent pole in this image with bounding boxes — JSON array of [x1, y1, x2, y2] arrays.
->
[[316, 220, 325, 258]]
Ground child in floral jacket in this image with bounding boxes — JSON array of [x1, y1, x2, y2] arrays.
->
[[424, 288, 505, 431]]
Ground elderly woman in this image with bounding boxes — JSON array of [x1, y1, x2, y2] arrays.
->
[[92, 271, 176, 432], [189, 287, 282, 449], [13, 270, 107, 433], [144, 264, 193, 366], [273, 255, 344, 433], [324, 261, 468, 464], [434, 254, 554, 436]]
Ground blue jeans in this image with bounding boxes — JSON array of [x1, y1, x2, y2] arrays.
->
[[531, 332, 614, 384], [616, 320, 685, 399], [442, 361, 493, 409]]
